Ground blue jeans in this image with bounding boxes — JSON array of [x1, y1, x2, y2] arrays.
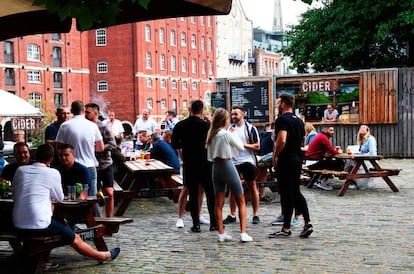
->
[[87, 166, 100, 216]]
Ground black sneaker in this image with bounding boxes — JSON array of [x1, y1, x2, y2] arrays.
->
[[223, 215, 236, 224], [300, 224, 313, 238], [252, 215, 260, 224], [190, 225, 201, 233], [269, 230, 292, 238], [260, 195, 273, 202], [209, 225, 219, 231]]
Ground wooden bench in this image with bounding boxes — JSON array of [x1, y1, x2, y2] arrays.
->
[[113, 180, 136, 217], [302, 166, 349, 188], [0, 230, 64, 273], [94, 217, 133, 236]]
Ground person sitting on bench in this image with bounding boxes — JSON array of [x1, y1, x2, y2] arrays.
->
[[12, 144, 121, 264], [305, 126, 344, 191]]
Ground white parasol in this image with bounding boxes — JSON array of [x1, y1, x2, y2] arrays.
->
[[0, 89, 43, 117]]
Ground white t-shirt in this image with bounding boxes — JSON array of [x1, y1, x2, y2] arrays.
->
[[207, 129, 244, 161], [56, 115, 103, 167], [230, 122, 259, 166], [106, 118, 124, 137], [13, 163, 63, 229], [132, 117, 157, 134]]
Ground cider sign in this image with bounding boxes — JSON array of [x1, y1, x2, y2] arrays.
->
[[11, 118, 41, 130], [301, 80, 338, 93]]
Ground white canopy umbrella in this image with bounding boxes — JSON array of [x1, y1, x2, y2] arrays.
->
[[0, 89, 43, 117]]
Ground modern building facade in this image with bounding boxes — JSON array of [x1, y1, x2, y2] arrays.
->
[[88, 16, 217, 123]]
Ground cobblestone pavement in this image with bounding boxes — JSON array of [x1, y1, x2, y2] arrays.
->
[[1, 159, 413, 273]]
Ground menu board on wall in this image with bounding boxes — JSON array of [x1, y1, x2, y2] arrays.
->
[[211, 92, 227, 109], [230, 80, 270, 123]]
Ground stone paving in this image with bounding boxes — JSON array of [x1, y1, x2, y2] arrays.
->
[[1, 159, 413, 273]]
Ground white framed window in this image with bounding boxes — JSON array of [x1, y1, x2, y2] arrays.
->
[[201, 36, 205, 51], [182, 100, 188, 110], [28, 92, 41, 109], [200, 16, 204, 25], [181, 57, 187, 73], [159, 28, 165, 44], [96, 29, 107, 46], [27, 70, 41, 83], [191, 59, 197, 74], [181, 32, 186, 48], [160, 54, 165, 71], [160, 79, 166, 89], [201, 60, 206, 74], [172, 99, 177, 111], [147, 98, 153, 109], [190, 17, 195, 24], [191, 34, 196, 49], [145, 24, 151, 41], [146, 52, 152, 69], [170, 55, 176, 72], [53, 72, 62, 88], [146, 77, 152, 88], [180, 17, 185, 21], [192, 81, 197, 90], [26, 44, 40, 61], [182, 81, 188, 90], [170, 30, 176, 46], [97, 80, 108, 92], [161, 99, 166, 110], [171, 80, 177, 90], [207, 16, 211, 27], [209, 61, 213, 75], [97, 61, 108, 73], [208, 37, 212, 52]]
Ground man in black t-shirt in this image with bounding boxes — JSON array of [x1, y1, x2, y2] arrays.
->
[[270, 94, 313, 239]]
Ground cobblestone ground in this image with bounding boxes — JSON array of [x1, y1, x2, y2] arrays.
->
[[1, 159, 413, 273]]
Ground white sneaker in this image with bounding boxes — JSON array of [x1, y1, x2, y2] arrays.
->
[[176, 218, 184, 228], [240, 233, 253, 242], [199, 216, 210, 225], [217, 233, 232, 242], [316, 181, 333, 191]]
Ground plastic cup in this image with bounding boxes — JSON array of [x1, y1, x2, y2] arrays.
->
[[67, 185, 76, 200], [145, 152, 151, 161], [80, 184, 89, 200], [140, 151, 145, 160]]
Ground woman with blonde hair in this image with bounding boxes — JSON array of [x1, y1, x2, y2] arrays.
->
[[304, 122, 317, 147], [206, 108, 252, 242], [357, 125, 377, 155]]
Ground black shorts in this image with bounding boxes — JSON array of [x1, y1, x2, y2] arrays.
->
[[98, 165, 114, 188], [235, 162, 257, 182], [17, 218, 75, 245]]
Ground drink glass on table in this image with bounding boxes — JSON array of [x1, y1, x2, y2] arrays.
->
[[80, 184, 89, 200], [67, 185, 76, 200]]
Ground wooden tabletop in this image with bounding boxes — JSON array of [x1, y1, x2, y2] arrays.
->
[[334, 153, 384, 160], [124, 159, 174, 173]]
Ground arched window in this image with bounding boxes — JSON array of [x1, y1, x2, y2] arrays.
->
[[97, 61, 108, 73]]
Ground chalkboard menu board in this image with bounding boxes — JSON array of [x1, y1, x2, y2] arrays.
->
[[211, 92, 227, 109], [230, 80, 270, 123]]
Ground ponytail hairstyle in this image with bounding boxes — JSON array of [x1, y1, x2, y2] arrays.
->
[[206, 108, 229, 145]]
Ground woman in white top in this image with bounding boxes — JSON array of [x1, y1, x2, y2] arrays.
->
[[206, 108, 252, 243]]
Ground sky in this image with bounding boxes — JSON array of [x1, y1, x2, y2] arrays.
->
[[239, 0, 314, 30]]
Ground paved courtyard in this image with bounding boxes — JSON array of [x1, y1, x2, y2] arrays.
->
[[1, 158, 413, 273]]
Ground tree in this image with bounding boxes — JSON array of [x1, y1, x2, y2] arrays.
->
[[283, 0, 414, 73]]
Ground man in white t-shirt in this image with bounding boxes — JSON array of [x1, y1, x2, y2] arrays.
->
[[132, 108, 158, 148], [223, 105, 261, 225], [106, 111, 124, 139], [56, 100, 104, 205]]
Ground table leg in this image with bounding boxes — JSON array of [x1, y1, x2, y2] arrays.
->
[[337, 161, 362, 196], [369, 160, 399, 192]]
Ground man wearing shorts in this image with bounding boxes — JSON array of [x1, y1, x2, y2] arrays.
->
[[85, 103, 116, 217]]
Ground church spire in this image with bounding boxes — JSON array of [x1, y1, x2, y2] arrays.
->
[[272, 0, 283, 32]]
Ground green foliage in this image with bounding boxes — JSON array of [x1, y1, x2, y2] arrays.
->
[[306, 92, 332, 104], [337, 89, 359, 103], [33, 0, 151, 30], [283, 0, 414, 72]]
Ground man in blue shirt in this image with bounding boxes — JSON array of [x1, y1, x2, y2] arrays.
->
[[150, 133, 180, 174]]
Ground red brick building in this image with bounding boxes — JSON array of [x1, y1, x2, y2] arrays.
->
[[0, 20, 89, 114], [88, 16, 217, 124]]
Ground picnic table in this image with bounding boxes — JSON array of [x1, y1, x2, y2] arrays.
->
[[0, 198, 132, 272], [115, 159, 181, 216], [304, 154, 401, 196]]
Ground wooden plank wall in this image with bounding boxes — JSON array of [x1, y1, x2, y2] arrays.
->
[[313, 68, 413, 158]]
